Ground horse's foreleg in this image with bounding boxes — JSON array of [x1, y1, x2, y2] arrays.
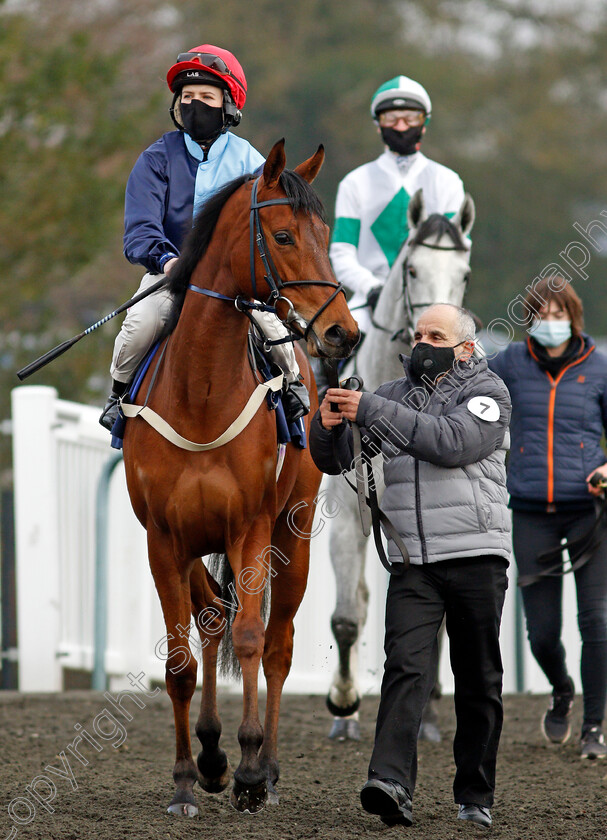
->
[[148, 529, 199, 817], [228, 531, 270, 814], [258, 510, 311, 805], [190, 559, 230, 792], [418, 620, 445, 743], [327, 484, 369, 739]]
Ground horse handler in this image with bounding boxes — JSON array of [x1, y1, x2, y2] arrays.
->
[[310, 303, 512, 829]]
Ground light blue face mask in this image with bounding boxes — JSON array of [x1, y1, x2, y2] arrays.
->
[[530, 318, 572, 348]]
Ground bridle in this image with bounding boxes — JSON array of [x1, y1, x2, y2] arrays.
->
[[370, 239, 470, 345], [188, 176, 346, 347]]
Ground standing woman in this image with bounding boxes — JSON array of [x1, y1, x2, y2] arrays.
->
[[490, 277, 607, 758]]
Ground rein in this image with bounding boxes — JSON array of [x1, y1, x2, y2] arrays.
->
[[324, 365, 409, 575], [518, 479, 607, 587]]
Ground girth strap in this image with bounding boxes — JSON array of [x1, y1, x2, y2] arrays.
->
[[120, 374, 283, 452]]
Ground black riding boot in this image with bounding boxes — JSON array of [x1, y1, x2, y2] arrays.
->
[[99, 379, 128, 431], [282, 379, 310, 424]]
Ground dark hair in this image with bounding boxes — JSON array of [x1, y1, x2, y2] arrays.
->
[[522, 276, 584, 336]]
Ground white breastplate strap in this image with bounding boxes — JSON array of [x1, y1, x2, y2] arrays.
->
[[120, 374, 284, 452]]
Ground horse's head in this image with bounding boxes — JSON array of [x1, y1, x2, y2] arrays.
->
[[373, 189, 475, 347], [239, 140, 360, 359], [403, 188, 475, 319]]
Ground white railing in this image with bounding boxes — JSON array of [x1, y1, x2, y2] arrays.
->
[[11, 385, 582, 696]]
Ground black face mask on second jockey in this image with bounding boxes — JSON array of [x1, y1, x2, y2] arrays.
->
[[410, 341, 465, 382], [180, 100, 224, 144], [380, 125, 424, 156]]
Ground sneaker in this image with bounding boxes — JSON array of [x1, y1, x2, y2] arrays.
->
[[99, 393, 121, 431], [360, 778, 413, 827], [457, 804, 492, 828], [580, 726, 607, 760], [542, 676, 575, 744]]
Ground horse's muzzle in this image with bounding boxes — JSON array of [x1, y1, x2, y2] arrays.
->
[[307, 324, 361, 359]]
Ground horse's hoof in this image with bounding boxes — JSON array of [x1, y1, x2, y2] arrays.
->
[[329, 717, 361, 741], [199, 763, 231, 793], [418, 721, 441, 743], [230, 780, 267, 814], [326, 694, 361, 718], [266, 779, 280, 806], [167, 802, 198, 818]]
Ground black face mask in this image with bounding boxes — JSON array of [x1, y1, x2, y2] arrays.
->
[[180, 100, 224, 144], [380, 125, 423, 156], [410, 341, 464, 382]]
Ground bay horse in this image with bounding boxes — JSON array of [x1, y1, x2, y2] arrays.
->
[[324, 189, 475, 740], [122, 140, 359, 816]]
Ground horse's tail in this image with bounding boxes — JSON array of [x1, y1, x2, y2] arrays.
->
[[206, 553, 271, 681]]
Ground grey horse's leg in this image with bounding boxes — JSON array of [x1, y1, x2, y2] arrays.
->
[[418, 621, 445, 742], [326, 477, 369, 740]]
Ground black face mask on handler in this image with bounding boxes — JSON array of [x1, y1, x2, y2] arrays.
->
[[410, 340, 466, 382]]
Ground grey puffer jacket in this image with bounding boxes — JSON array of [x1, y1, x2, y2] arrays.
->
[[310, 356, 512, 565]]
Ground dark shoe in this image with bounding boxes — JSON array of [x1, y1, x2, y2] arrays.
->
[[99, 393, 121, 431], [580, 726, 607, 759], [282, 380, 310, 423], [542, 676, 575, 744], [457, 804, 492, 828], [360, 778, 413, 827]]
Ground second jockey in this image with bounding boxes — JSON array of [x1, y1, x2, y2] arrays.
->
[[330, 75, 467, 336]]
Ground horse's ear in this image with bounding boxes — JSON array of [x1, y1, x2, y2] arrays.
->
[[293, 144, 325, 184], [263, 139, 287, 189], [407, 188, 427, 231], [452, 193, 476, 237]]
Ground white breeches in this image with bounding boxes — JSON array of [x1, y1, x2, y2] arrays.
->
[[110, 273, 299, 384], [248, 308, 299, 383]]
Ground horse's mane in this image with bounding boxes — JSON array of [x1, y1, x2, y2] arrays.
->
[[411, 213, 468, 251], [163, 169, 326, 332]]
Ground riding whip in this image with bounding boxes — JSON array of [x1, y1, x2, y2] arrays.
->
[[16, 277, 168, 381]]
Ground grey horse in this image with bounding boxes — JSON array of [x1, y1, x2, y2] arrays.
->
[[324, 188, 476, 741]]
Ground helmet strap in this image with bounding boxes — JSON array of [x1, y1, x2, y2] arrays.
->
[[169, 90, 183, 130]]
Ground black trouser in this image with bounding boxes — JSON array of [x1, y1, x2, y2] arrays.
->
[[368, 556, 508, 807], [513, 508, 607, 727]]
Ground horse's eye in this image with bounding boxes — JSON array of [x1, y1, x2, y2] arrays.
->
[[408, 265, 417, 279], [274, 231, 293, 245], [464, 272, 471, 283]]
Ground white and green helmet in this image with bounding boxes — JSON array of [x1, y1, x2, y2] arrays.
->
[[370, 75, 432, 121]]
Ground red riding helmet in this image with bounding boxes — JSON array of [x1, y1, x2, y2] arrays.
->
[[166, 44, 247, 111]]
